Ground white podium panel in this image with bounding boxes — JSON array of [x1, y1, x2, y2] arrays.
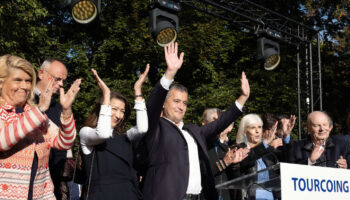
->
[[280, 163, 350, 200]]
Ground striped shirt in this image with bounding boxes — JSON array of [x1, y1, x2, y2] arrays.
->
[[0, 102, 76, 199]]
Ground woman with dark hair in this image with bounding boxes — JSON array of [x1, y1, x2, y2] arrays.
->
[[79, 65, 149, 200]]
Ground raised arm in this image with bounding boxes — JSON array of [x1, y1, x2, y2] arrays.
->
[[201, 72, 249, 139], [146, 42, 185, 134], [78, 69, 113, 154], [236, 71, 250, 107], [164, 42, 184, 81], [127, 64, 150, 141]]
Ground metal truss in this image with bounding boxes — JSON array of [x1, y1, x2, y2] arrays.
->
[[177, 0, 322, 139], [180, 0, 316, 45]]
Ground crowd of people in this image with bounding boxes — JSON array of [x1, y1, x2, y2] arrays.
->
[[0, 42, 349, 200]]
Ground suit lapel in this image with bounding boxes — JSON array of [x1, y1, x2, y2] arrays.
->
[[183, 125, 208, 158], [161, 118, 187, 141]]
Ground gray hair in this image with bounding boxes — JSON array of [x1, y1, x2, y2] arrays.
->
[[40, 58, 64, 70], [307, 111, 333, 126], [165, 83, 188, 101], [236, 114, 263, 144], [202, 108, 222, 124]]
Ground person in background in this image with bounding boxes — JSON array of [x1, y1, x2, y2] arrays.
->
[[0, 54, 80, 200], [79, 65, 149, 200], [288, 111, 350, 169], [235, 113, 292, 200], [203, 108, 243, 200], [35, 58, 69, 199]]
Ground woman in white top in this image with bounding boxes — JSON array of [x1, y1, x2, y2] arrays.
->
[[79, 65, 150, 200]]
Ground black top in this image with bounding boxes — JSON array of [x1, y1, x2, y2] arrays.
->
[[288, 135, 350, 168], [82, 134, 140, 200], [208, 140, 238, 200]]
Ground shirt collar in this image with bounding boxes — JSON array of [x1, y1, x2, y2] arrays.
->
[[1, 101, 31, 112], [162, 117, 184, 129]]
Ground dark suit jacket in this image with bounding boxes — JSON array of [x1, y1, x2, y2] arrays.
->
[[208, 140, 232, 199], [288, 135, 350, 168], [141, 81, 243, 200]]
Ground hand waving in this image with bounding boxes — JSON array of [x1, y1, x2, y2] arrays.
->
[[237, 72, 250, 106], [282, 115, 296, 138], [241, 72, 250, 98], [164, 42, 184, 80], [263, 121, 278, 145]]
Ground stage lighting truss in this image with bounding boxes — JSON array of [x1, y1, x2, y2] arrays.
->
[[149, 0, 181, 47]]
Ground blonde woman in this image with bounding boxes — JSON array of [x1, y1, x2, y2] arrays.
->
[[0, 55, 80, 199]]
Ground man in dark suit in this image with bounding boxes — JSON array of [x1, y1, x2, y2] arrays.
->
[[141, 42, 250, 200], [202, 108, 237, 200], [289, 111, 350, 169], [35, 58, 69, 199]]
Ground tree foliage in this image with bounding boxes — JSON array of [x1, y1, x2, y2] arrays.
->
[[0, 0, 349, 144]]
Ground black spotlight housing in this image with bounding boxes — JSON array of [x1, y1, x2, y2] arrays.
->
[[70, 0, 101, 24], [149, 0, 181, 47], [257, 37, 280, 70]]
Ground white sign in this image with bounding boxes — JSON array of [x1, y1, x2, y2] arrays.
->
[[280, 163, 350, 200]]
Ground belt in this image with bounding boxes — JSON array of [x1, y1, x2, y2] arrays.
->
[[183, 193, 201, 200]]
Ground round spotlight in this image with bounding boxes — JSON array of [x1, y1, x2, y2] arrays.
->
[[72, 0, 97, 24], [263, 48, 280, 70], [155, 21, 178, 47]]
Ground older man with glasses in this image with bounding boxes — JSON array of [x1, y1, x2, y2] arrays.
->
[[35, 58, 70, 199]]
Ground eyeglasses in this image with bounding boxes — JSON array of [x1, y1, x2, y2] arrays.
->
[[44, 69, 65, 83]]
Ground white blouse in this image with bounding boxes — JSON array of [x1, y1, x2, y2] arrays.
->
[[79, 99, 148, 155]]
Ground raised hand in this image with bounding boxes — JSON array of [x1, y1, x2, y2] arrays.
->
[[38, 78, 54, 112], [134, 64, 150, 100], [269, 138, 283, 149], [263, 121, 278, 145], [237, 72, 250, 106], [60, 78, 81, 119], [241, 72, 250, 98], [282, 115, 296, 138], [336, 156, 347, 169], [164, 42, 184, 80], [92, 69, 110, 105]]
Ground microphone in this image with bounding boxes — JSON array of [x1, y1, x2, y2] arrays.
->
[[312, 159, 339, 168]]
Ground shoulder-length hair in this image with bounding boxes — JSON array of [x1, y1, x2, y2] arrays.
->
[[0, 54, 36, 106], [84, 91, 131, 134], [236, 114, 263, 144]]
